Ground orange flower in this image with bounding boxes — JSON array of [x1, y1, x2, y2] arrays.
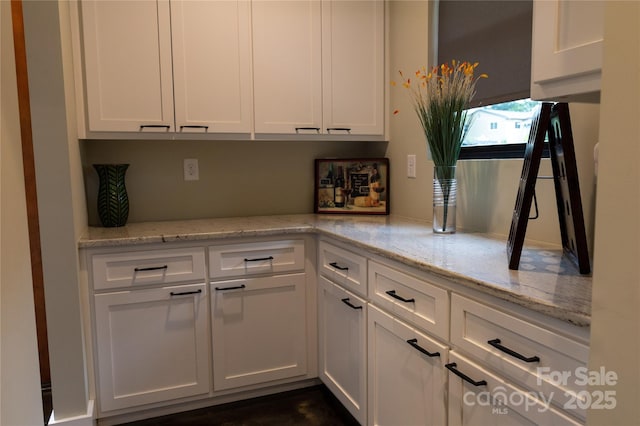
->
[[392, 60, 488, 167]]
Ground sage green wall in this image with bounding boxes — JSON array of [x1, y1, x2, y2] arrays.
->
[[83, 140, 387, 225]]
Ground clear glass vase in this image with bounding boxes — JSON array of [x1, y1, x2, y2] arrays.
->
[[433, 165, 457, 234]]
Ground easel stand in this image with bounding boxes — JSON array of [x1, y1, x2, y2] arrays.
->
[[507, 102, 591, 274]]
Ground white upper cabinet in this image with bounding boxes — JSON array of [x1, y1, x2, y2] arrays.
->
[[322, 0, 384, 136], [531, 0, 605, 102], [251, 0, 323, 135], [252, 0, 385, 137], [79, 0, 252, 136], [78, 0, 385, 138], [171, 1, 252, 134], [80, 0, 175, 133]]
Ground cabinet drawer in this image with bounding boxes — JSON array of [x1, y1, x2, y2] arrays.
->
[[369, 261, 449, 341], [209, 240, 305, 279], [92, 247, 206, 291], [318, 240, 367, 297], [447, 351, 582, 426], [451, 294, 589, 420]]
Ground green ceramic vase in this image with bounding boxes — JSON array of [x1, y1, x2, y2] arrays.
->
[[94, 164, 129, 227]]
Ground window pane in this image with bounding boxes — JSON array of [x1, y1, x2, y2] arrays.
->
[[463, 99, 542, 147]]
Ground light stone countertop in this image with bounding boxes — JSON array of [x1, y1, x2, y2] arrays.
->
[[79, 214, 592, 326]]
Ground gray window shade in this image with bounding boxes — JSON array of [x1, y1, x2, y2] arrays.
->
[[437, 0, 532, 107]]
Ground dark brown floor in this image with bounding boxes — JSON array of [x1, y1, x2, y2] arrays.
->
[[117, 385, 359, 426]]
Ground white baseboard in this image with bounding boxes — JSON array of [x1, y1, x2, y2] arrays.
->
[[48, 399, 96, 426]]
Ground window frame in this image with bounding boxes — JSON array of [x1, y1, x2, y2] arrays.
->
[[459, 98, 544, 160], [459, 142, 550, 160]]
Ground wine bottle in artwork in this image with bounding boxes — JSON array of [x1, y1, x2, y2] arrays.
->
[[334, 166, 345, 207]]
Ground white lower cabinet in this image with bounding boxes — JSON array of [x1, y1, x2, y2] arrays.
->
[[447, 352, 581, 426], [367, 304, 448, 426], [210, 273, 307, 391], [318, 276, 367, 424], [368, 261, 449, 340], [85, 236, 589, 424], [94, 283, 210, 412], [450, 294, 589, 421]]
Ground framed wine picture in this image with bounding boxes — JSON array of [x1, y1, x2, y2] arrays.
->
[[314, 158, 389, 215]]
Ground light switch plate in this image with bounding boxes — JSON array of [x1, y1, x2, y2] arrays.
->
[[407, 154, 416, 178]]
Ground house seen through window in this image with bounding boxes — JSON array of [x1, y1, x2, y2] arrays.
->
[[459, 99, 543, 159]]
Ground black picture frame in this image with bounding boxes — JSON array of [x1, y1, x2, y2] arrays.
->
[[314, 158, 389, 215]]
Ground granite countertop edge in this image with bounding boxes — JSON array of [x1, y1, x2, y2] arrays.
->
[[315, 229, 591, 327], [79, 214, 592, 327]]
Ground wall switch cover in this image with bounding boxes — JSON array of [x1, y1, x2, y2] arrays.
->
[[407, 154, 416, 178]]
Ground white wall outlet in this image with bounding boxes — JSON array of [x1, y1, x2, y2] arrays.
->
[[184, 158, 199, 181], [407, 154, 417, 178]]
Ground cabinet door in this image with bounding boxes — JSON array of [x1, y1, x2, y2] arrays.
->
[[252, 0, 322, 134], [447, 352, 582, 426], [368, 305, 448, 426], [80, 0, 175, 132], [211, 273, 307, 390], [94, 283, 209, 412], [171, 0, 252, 134], [531, 0, 605, 101], [322, 0, 384, 136], [318, 277, 367, 424]]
